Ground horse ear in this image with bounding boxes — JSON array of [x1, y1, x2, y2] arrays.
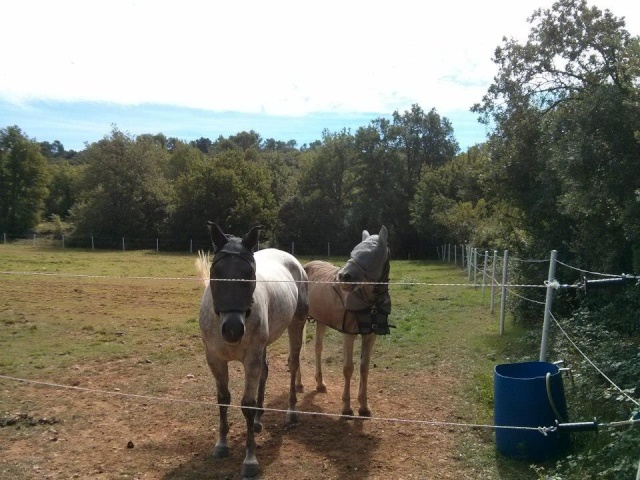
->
[[242, 224, 263, 250], [362, 230, 370, 241], [378, 225, 388, 245], [207, 221, 228, 250]]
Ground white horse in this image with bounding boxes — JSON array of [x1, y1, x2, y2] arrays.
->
[[196, 222, 308, 478], [304, 226, 391, 417]]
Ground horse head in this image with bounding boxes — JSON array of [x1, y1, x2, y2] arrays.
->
[[338, 225, 389, 292], [207, 222, 262, 345]]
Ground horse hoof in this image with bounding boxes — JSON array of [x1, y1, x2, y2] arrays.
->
[[358, 407, 372, 418], [286, 410, 299, 424], [253, 420, 263, 433], [341, 408, 354, 418], [213, 444, 229, 458], [316, 384, 327, 393], [241, 459, 260, 478]]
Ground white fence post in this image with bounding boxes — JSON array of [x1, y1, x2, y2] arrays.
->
[[156, 238, 159, 252], [33, 234, 36, 246], [473, 248, 478, 287], [122, 237, 125, 251], [540, 250, 558, 362], [61, 234, 65, 249], [482, 250, 489, 297], [327, 242, 330, 257], [490, 250, 498, 313], [500, 250, 509, 335], [291, 242, 294, 256]]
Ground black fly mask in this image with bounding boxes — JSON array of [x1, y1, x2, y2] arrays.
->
[[207, 222, 262, 344]]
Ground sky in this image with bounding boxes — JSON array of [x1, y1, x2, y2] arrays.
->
[[1, 0, 639, 152]]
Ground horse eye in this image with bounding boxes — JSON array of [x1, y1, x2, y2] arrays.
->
[[245, 309, 251, 318]]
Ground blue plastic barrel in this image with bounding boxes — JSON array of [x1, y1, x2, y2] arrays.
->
[[494, 361, 569, 460]]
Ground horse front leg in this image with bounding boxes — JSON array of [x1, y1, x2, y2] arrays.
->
[[254, 349, 268, 433], [357, 333, 376, 417], [341, 333, 357, 416], [240, 349, 264, 478], [286, 315, 305, 424], [314, 322, 328, 393], [206, 355, 231, 458]]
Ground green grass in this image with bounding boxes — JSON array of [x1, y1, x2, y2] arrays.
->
[[1, 243, 537, 478]]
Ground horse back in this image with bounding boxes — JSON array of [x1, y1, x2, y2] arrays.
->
[[255, 249, 308, 330], [303, 260, 350, 331]]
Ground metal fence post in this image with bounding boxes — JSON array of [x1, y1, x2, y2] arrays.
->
[[540, 250, 558, 362], [500, 250, 509, 335], [490, 250, 498, 313], [482, 250, 489, 297]]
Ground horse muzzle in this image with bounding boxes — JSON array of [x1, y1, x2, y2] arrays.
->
[[220, 312, 246, 345]]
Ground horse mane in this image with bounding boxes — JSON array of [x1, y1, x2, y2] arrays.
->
[[195, 250, 212, 286]]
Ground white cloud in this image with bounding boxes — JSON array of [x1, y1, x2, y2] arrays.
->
[[2, 0, 639, 117]]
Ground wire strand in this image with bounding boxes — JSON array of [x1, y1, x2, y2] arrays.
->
[[550, 312, 640, 407]]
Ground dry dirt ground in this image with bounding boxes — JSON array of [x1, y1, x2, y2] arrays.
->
[[1, 340, 496, 480]]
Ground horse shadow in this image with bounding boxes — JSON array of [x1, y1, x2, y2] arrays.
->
[[162, 389, 380, 479], [280, 388, 382, 478]]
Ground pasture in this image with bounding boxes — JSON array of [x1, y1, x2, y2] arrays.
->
[[0, 244, 531, 479]]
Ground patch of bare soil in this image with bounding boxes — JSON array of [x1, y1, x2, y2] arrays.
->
[[1, 347, 493, 479]]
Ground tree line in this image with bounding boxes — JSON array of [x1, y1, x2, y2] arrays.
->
[[0, 103, 459, 256]]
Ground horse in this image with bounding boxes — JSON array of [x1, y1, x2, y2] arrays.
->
[[196, 222, 308, 478], [303, 225, 391, 417]]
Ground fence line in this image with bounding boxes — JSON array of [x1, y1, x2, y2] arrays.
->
[[0, 270, 548, 288], [2, 244, 640, 469], [2, 373, 637, 435]]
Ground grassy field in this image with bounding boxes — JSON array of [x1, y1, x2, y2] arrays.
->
[[0, 243, 537, 479]]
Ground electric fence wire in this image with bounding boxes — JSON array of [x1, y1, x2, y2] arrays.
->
[[550, 312, 640, 408]]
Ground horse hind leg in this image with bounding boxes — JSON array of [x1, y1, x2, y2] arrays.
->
[[314, 321, 328, 393], [286, 314, 305, 423], [357, 333, 376, 417]]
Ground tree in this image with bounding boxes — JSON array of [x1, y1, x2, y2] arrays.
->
[[351, 120, 405, 241], [171, 149, 277, 244], [44, 160, 81, 219], [0, 126, 49, 234], [70, 127, 171, 240], [391, 104, 459, 196], [473, 0, 640, 269]]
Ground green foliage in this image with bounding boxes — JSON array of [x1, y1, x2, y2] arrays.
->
[[70, 127, 172, 240], [44, 160, 81, 219], [0, 126, 50, 234], [170, 148, 277, 242]]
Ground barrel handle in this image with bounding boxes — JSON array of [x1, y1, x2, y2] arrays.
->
[[546, 372, 566, 423]]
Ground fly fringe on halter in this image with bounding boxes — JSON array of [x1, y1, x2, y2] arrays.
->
[[195, 250, 212, 286]]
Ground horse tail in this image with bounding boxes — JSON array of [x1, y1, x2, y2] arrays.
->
[[195, 250, 211, 287]]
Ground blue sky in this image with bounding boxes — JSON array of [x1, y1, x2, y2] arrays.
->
[[0, 100, 488, 151], [1, 0, 638, 152]]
